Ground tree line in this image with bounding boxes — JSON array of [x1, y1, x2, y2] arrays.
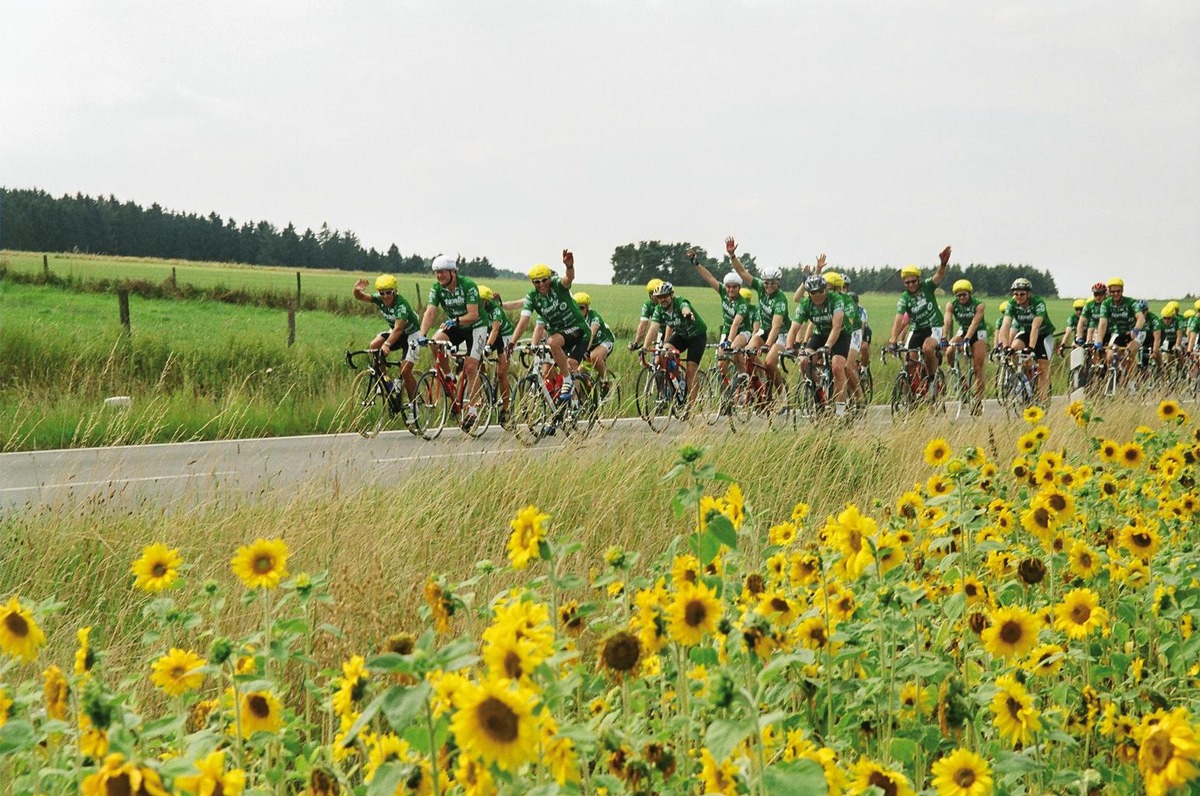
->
[[0, 187, 524, 279], [611, 240, 1059, 296]]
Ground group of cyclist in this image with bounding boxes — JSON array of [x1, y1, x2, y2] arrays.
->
[[354, 241, 1200, 431]]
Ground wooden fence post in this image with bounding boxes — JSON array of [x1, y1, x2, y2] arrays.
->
[[42, 254, 49, 279], [287, 300, 296, 347], [118, 289, 131, 334], [170, 266, 177, 288], [414, 282, 424, 312], [296, 271, 302, 305]]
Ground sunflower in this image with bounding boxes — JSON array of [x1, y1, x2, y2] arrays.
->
[[0, 596, 46, 663], [130, 543, 182, 593], [960, 576, 989, 606], [1137, 707, 1200, 796], [980, 605, 1040, 660], [1035, 486, 1075, 520], [924, 437, 952, 466], [699, 748, 740, 796], [1054, 588, 1109, 640], [1120, 442, 1146, 468], [991, 673, 1042, 747], [81, 754, 169, 796], [174, 750, 246, 796], [898, 683, 933, 722], [599, 630, 642, 677], [930, 747, 993, 796], [1016, 433, 1039, 455], [758, 591, 802, 625], [483, 633, 546, 684], [454, 754, 495, 796], [849, 757, 916, 796], [896, 490, 924, 521], [1120, 519, 1162, 560], [74, 626, 96, 678], [1158, 400, 1183, 422], [671, 553, 701, 586], [1067, 540, 1102, 580], [792, 501, 810, 522], [44, 664, 69, 720], [238, 689, 283, 737], [450, 679, 539, 772], [331, 654, 369, 719], [788, 553, 820, 587], [79, 713, 109, 759], [768, 521, 798, 547], [364, 732, 414, 783], [795, 616, 830, 650], [1022, 405, 1045, 424], [824, 503, 878, 579], [1099, 439, 1120, 463], [927, 474, 953, 497], [149, 648, 206, 697], [507, 505, 550, 569], [666, 581, 722, 646], [424, 577, 454, 634], [230, 538, 289, 590], [0, 687, 12, 728]]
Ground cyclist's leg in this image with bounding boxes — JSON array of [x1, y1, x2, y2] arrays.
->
[[971, 336, 987, 401], [681, 334, 706, 404], [547, 332, 574, 392]]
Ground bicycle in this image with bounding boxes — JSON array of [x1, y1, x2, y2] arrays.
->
[[883, 346, 947, 419], [991, 347, 1036, 417], [635, 345, 691, 433], [507, 343, 600, 444], [410, 340, 496, 440], [725, 346, 793, 429], [693, 344, 741, 429], [858, 358, 874, 406], [791, 346, 834, 421], [945, 340, 983, 419], [342, 348, 412, 438]]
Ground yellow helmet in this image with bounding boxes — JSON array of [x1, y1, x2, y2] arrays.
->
[[573, 292, 591, 306], [900, 265, 921, 279], [646, 278, 664, 294], [998, 301, 1009, 313], [1072, 299, 1086, 310], [375, 274, 398, 291], [478, 285, 494, 302], [528, 263, 553, 281], [952, 279, 973, 294], [1106, 277, 1124, 288], [1161, 301, 1178, 318], [1186, 309, 1197, 319], [823, 271, 845, 289], [1194, 299, 1200, 311], [739, 288, 753, 301]]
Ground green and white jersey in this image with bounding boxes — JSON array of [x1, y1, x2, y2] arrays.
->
[[651, 296, 707, 338], [484, 299, 514, 336], [716, 287, 752, 334], [1080, 298, 1103, 330], [792, 294, 844, 338], [750, 277, 789, 337], [584, 308, 615, 345], [1145, 312, 1162, 333], [521, 276, 587, 334], [639, 298, 656, 322], [1190, 314, 1200, 334], [946, 296, 983, 333], [371, 292, 420, 331], [1157, 315, 1178, 338], [1004, 296, 1056, 336], [994, 314, 1006, 334], [834, 292, 861, 331], [1064, 311, 1082, 336], [895, 277, 941, 329], [1098, 296, 1140, 334], [427, 275, 483, 329]]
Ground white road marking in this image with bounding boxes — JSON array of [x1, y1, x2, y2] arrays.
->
[[374, 446, 564, 463], [0, 471, 239, 494]]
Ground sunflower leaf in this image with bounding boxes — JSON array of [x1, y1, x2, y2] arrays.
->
[[381, 681, 432, 735], [706, 514, 738, 550], [704, 716, 757, 762], [761, 760, 828, 795], [366, 762, 409, 796], [992, 749, 1043, 774], [339, 690, 388, 747], [0, 720, 35, 755]]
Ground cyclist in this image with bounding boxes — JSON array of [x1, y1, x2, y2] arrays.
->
[[642, 281, 708, 406], [850, 292, 872, 366], [689, 250, 753, 377], [574, 292, 615, 381], [1059, 299, 1086, 354], [788, 273, 852, 407], [1187, 304, 1200, 357], [418, 254, 487, 425], [1154, 302, 1182, 366], [886, 245, 952, 387], [629, 279, 665, 352], [1074, 282, 1109, 345], [353, 274, 422, 413], [1092, 277, 1146, 383], [509, 250, 589, 399], [997, 277, 1055, 402], [941, 278, 987, 411], [479, 285, 514, 423], [994, 301, 1008, 336], [821, 272, 864, 405], [727, 237, 789, 390]]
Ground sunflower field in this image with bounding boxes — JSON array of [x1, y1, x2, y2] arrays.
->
[[2, 399, 1200, 795]]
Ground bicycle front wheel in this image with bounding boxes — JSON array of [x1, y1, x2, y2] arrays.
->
[[692, 370, 724, 426], [508, 377, 551, 446], [567, 374, 599, 438], [461, 377, 495, 439], [890, 374, 915, 420], [642, 370, 673, 433], [765, 380, 793, 430], [930, 369, 948, 414], [346, 370, 389, 438], [727, 374, 754, 431], [860, 366, 874, 405], [595, 376, 623, 431], [412, 371, 450, 441]]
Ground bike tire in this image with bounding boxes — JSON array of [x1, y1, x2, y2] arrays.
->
[[931, 369, 948, 414], [412, 371, 450, 441], [461, 377, 495, 438], [860, 366, 874, 405], [643, 370, 674, 432], [568, 373, 599, 438], [692, 370, 724, 426], [794, 379, 819, 422], [634, 366, 654, 421], [727, 374, 754, 431], [765, 379, 792, 430], [595, 376, 623, 431], [508, 377, 551, 446], [347, 370, 389, 438], [890, 373, 915, 420]]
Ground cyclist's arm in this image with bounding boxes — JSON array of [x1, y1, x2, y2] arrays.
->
[[1076, 314, 1089, 343], [932, 245, 951, 287], [693, 261, 720, 290], [560, 249, 575, 290], [1029, 316, 1043, 343], [965, 304, 984, 340], [500, 299, 524, 311], [486, 316, 502, 348], [825, 310, 844, 349], [729, 313, 744, 339], [1134, 311, 1146, 332], [793, 284, 806, 303], [510, 313, 532, 345], [766, 312, 783, 342], [456, 301, 480, 327], [643, 322, 662, 350], [786, 319, 801, 350], [1094, 317, 1108, 343], [941, 303, 954, 341], [888, 314, 904, 346], [383, 318, 408, 350], [419, 304, 438, 337], [352, 280, 374, 304], [730, 251, 752, 284], [998, 316, 1013, 348], [588, 320, 600, 348]]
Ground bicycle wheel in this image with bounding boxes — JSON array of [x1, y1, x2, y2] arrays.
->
[[727, 373, 754, 431], [568, 373, 598, 438], [765, 379, 792, 429], [460, 377, 495, 438], [634, 366, 654, 421], [859, 365, 874, 405], [347, 370, 389, 438], [595, 376, 623, 431], [930, 369, 948, 414], [508, 377, 551, 446], [793, 379, 819, 422], [692, 370, 724, 426], [412, 371, 450, 440], [890, 374, 915, 419], [642, 370, 674, 432]]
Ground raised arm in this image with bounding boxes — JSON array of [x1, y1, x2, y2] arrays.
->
[[352, 278, 374, 304], [561, 249, 575, 290], [689, 249, 720, 290], [932, 246, 951, 287], [727, 237, 752, 284]]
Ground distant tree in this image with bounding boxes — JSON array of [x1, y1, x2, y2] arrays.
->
[[611, 241, 710, 287]]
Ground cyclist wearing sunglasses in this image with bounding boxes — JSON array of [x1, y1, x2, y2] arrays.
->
[[997, 277, 1055, 402], [509, 250, 589, 399], [886, 245, 952, 381], [942, 279, 987, 410], [1092, 277, 1146, 382], [1074, 282, 1108, 346], [353, 273, 421, 405], [419, 254, 487, 425]]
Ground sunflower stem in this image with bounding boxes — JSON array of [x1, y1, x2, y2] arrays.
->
[[426, 698, 443, 796], [262, 588, 273, 680]]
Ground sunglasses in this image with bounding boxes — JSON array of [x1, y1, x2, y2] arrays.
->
[[903, 279, 918, 285], [532, 277, 550, 285], [1012, 290, 1029, 296], [811, 288, 826, 294], [379, 290, 395, 295], [955, 292, 970, 298]]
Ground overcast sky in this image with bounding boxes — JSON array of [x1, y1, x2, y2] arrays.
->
[[3, 1, 1198, 296]]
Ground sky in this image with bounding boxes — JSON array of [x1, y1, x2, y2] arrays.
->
[[2, 1, 1198, 297]]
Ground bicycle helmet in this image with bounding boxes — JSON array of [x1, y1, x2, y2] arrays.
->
[[1072, 299, 1086, 310], [375, 274, 398, 291], [952, 279, 973, 294], [739, 288, 753, 301], [1186, 309, 1197, 319], [572, 291, 591, 306], [1194, 299, 1200, 310], [900, 265, 921, 279], [650, 281, 674, 298], [1010, 277, 1033, 292], [478, 285, 494, 302], [998, 301, 1009, 313], [1161, 301, 1178, 318], [1091, 282, 1108, 295], [1134, 300, 1148, 313], [1106, 277, 1124, 288], [722, 272, 743, 286], [431, 254, 457, 272], [528, 263, 553, 280], [760, 267, 783, 282], [646, 278, 664, 294], [823, 272, 845, 289], [842, 276, 852, 287], [804, 274, 827, 293]]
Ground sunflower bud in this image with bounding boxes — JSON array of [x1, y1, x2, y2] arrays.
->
[[708, 671, 736, 710], [209, 636, 234, 665], [1018, 557, 1047, 585]]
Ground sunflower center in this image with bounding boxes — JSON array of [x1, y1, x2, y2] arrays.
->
[[602, 632, 641, 672], [3, 611, 29, 638], [1078, 552, 1093, 568], [1143, 730, 1174, 771], [770, 597, 788, 612], [1048, 494, 1066, 512], [1005, 696, 1022, 719], [1132, 533, 1151, 548], [684, 599, 707, 628], [1033, 508, 1051, 528], [868, 771, 899, 796], [1070, 603, 1091, 624], [170, 666, 187, 679], [106, 773, 134, 796], [503, 650, 523, 680], [999, 621, 1023, 644], [151, 562, 168, 577], [212, 784, 226, 796], [253, 555, 275, 574], [954, 767, 977, 786], [809, 627, 827, 646], [477, 696, 519, 743], [247, 694, 271, 719]]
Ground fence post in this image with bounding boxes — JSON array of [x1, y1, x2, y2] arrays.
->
[[42, 254, 49, 279], [118, 289, 131, 334], [170, 266, 177, 288], [296, 271, 301, 305], [414, 282, 424, 312], [287, 300, 296, 347]]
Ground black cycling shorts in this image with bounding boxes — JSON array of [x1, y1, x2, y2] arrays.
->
[[807, 331, 851, 360], [666, 331, 707, 364], [1015, 330, 1053, 361], [553, 327, 589, 363]]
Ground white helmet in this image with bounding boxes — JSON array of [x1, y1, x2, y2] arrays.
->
[[760, 267, 783, 282], [431, 254, 457, 272], [722, 272, 743, 286]]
